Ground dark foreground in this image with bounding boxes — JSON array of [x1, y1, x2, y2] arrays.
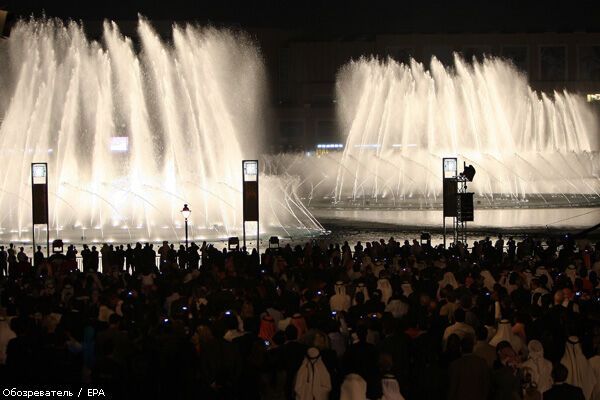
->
[[0, 233, 599, 399]]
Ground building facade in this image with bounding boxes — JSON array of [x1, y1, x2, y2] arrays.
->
[[265, 31, 600, 150]]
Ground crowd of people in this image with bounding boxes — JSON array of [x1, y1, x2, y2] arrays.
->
[[0, 233, 599, 399]]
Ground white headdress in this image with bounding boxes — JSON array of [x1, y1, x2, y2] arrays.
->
[[377, 278, 393, 304], [340, 373, 367, 400], [489, 319, 523, 354], [480, 270, 496, 291], [521, 340, 553, 394], [295, 347, 332, 400], [561, 336, 596, 400], [439, 272, 459, 289], [330, 281, 351, 312], [353, 283, 370, 305]]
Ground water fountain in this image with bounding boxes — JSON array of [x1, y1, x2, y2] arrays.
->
[[331, 55, 600, 203], [277, 55, 600, 229], [0, 18, 325, 244]]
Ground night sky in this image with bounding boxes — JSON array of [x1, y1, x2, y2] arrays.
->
[[2, 0, 600, 34]]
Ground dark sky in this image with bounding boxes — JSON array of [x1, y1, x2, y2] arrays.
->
[[3, 0, 600, 34]]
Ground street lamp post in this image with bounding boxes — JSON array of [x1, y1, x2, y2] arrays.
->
[[181, 204, 191, 252]]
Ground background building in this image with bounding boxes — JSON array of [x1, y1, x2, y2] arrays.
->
[[5, 0, 600, 150], [270, 31, 600, 150]]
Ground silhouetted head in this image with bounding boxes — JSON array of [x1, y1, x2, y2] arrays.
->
[[460, 335, 475, 354], [454, 308, 466, 323], [354, 292, 365, 305], [285, 324, 298, 341], [551, 363, 568, 383], [476, 325, 488, 341], [356, 325, 368, 343]]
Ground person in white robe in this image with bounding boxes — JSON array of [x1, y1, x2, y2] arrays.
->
[[340, 373, 367, 400], [521, 340, 553, 395], [295, 347, 332, 400], [489, 319, 524, 355], [377, 278, 393, 305], [561, 336, 596, 400], [330, 281, 351, 312]]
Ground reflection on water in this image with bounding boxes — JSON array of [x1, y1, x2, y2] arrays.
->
[[311, 207, 600, 229]]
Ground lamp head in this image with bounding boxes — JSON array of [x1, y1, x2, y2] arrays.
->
[[181, 204, 191, 219]]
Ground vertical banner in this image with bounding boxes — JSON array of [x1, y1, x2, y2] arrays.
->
[[243, 160, 259, 221], [31, 163, 49, 260], [442, 158, 458, 217], [443, 179, 458, 217], [442, 157, 457, 247], [242, 160, 259, 251], [32, 163, 49, 223]]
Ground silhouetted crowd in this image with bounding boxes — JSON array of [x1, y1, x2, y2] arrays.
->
[[0, 234, 600, 399]]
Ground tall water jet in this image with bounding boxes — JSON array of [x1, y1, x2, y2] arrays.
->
[[0, 18, 324, 243], [330, 55, 600, 205]]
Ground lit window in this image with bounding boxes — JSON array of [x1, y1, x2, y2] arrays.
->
[[587, 94, 600, 102]]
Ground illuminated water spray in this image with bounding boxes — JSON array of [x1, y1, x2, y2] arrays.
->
[[291, 55, 600, 206], [0, 18, 324, 242]]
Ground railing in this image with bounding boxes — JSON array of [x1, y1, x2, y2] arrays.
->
[[72, 255, 162, 273]]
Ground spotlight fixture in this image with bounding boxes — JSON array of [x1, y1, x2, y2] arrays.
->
[[269, 236, 280, 249], [461, 164, 476, 182], [228, 236, 240, 250]]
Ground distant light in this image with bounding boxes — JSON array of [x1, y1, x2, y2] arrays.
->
[[47, 149, 54, 153], [587, 94, 600, 102], [110, 136, 129, 152], [391, 143, 417, 148], [316, 143, 344, 149], [353, 144, 380, 148]]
